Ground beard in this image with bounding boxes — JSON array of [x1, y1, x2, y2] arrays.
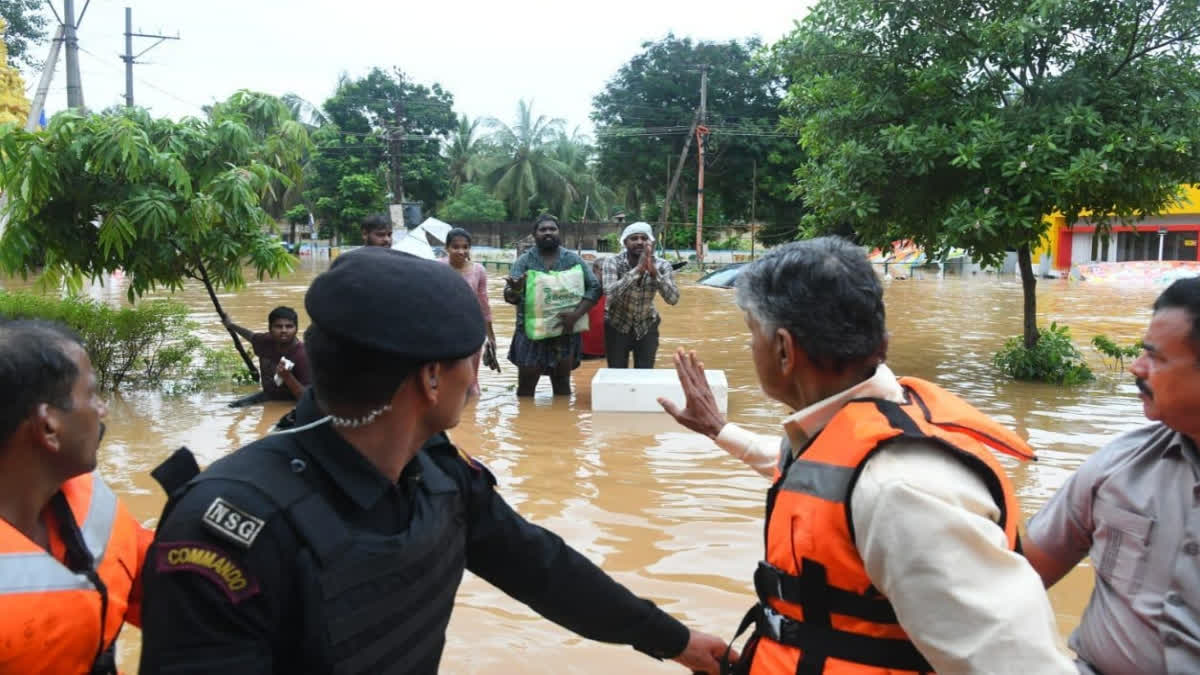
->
[[536, 235, 560, 251]]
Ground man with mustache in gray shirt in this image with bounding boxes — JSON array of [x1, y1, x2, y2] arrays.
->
[[1025, 276, 1200, 674]]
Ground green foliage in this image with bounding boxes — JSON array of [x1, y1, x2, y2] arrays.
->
[[659, 222, 722, 251], [598, 232, 621, 252], [478, 99, 576, 221], [283, 204, 310, 225], [0, 92, 302, 302], [1091, 334, 1144, 371], [0, 291, 248, 392], [592, 34, 805, 225], [306, 127, 388, 240], [775, 0, 1200, 349], [994, 323, 1095, 385], [321, 67, 456, 205], [0, 0, 49, 70], [446, 114, 488, 193], [440, 183, 507, 222], [713, 233, 746, 250], [306, 68, 456, 237]]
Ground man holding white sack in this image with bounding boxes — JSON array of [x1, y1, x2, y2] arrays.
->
[[601, 222, 679, 369], [503, 214, 601, 397]]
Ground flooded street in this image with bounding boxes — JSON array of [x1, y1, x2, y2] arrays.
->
[[6, 259, 1160, 672]]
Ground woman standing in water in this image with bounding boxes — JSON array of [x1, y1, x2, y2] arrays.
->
[[442, 227, 500, 370]]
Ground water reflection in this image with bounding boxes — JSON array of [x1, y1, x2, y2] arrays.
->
[[3, 261, 1159, 672]]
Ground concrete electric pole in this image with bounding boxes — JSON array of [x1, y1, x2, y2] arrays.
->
[[121, 7, 179, 107], [62, 0, 84, 108], [694, 65, 709, 264]]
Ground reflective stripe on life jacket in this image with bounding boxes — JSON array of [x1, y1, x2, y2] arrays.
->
[[0, 472, 145, 675], [740, 377, 1033, 675]]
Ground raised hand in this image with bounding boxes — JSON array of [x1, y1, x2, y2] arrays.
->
[[657, 348, 726, 439]]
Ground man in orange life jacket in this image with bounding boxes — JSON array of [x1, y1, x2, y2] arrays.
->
[[658, 237, 1073, 674], [0, 320, 152, 675]]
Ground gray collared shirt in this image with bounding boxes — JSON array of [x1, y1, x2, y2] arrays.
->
[[1028, 423, 1200, 675]]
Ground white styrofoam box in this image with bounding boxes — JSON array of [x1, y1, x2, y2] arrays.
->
[[591, 367, 728, 413]]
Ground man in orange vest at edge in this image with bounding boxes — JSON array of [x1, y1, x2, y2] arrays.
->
[[0, 320, 152, 674], [658, 237, 1074, 674]]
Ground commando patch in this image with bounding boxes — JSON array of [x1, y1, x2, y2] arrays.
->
[[201, 496, 265, 548], [156, 541, 260, 603]]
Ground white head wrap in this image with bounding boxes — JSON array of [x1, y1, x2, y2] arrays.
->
[[620, 221, 655, 243]]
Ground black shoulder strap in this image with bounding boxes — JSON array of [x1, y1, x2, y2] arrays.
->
[[194, 438, 352, 567], [150, 447, 201, 498], [49, 493, 115, 674]]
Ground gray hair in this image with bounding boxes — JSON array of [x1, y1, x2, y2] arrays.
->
[[734, 236, 886, 372]]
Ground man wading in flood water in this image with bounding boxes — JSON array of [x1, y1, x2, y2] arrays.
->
[[504, 214, 600, 397], [601, 222, 679, 369]]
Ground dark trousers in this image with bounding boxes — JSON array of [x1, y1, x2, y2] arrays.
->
[[605, 319, 660, 369]]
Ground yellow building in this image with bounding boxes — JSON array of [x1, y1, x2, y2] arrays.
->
[[0, 19, 31, 127], [1047, 185, 1200, 269]]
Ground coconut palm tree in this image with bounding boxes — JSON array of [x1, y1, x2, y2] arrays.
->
[[549, 127, 615, 222], [281, 92, 331, 131], [446, 114, 487, 193], [480, 99, 575, 220]]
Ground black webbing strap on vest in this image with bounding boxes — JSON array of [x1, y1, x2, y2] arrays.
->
[[755, 561, 900, 624], [729, 564, 932, 674], [50, 493, 117, 675], [150, 447, 201, 497]]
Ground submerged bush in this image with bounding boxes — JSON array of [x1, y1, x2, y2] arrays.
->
[[994, 322, 1094, 385], [1091, 334, 1143, 371], [0, 291, 250, 392]]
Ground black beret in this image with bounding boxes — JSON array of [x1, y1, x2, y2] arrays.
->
[[305, 247, 485, 361]]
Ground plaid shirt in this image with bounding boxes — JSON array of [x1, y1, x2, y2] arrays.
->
[[601, 253, 680, 338]]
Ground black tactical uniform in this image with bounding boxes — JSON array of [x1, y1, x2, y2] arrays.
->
[[138, 249, 691, 674]]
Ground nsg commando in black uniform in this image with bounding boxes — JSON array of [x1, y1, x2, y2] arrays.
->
[[138, 247, 728, 674]]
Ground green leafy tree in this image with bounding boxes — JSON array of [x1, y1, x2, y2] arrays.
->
[[321, 67, 456, 206], [592, 34, 804, 229], [0, 92, 308, 377], [313, 171, 388, 241], [305, 124, 388, 241], [0, 0, 48, 70], [776, 0, 1200, 353], [439, 183, 508, 223], [283, 204, 310, 244], [208, 90, 312, 219], [480, 99, 574, 220]]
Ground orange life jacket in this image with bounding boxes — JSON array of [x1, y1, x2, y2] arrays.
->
[[739, 377, 1034, 675], [0, 472, 149, 675]]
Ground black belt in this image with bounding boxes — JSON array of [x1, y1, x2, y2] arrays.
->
[[751, 603, 933, 673]]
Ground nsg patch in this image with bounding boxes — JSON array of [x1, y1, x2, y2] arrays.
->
[[202, 497, 265, 548]]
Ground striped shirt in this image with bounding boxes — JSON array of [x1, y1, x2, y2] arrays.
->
[[601, 253, 680, 338]]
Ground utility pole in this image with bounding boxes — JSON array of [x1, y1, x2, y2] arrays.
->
[[1, 25, 65, 240], [659, 108, 700, 239], [751, 159, 757, 260], [389, 104, 406, 209], [27, 25, 64, 130], [121, 7, 180, 107], [63, 0, 84, 108], [694, 65, 709, 264]]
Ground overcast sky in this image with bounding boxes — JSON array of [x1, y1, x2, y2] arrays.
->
[[29, 0, 815, 135]]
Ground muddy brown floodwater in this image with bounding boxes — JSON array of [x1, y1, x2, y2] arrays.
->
[[3, 258, 1161, 673]]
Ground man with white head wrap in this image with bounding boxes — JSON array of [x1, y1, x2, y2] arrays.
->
[[600, 222, 680, 368]]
